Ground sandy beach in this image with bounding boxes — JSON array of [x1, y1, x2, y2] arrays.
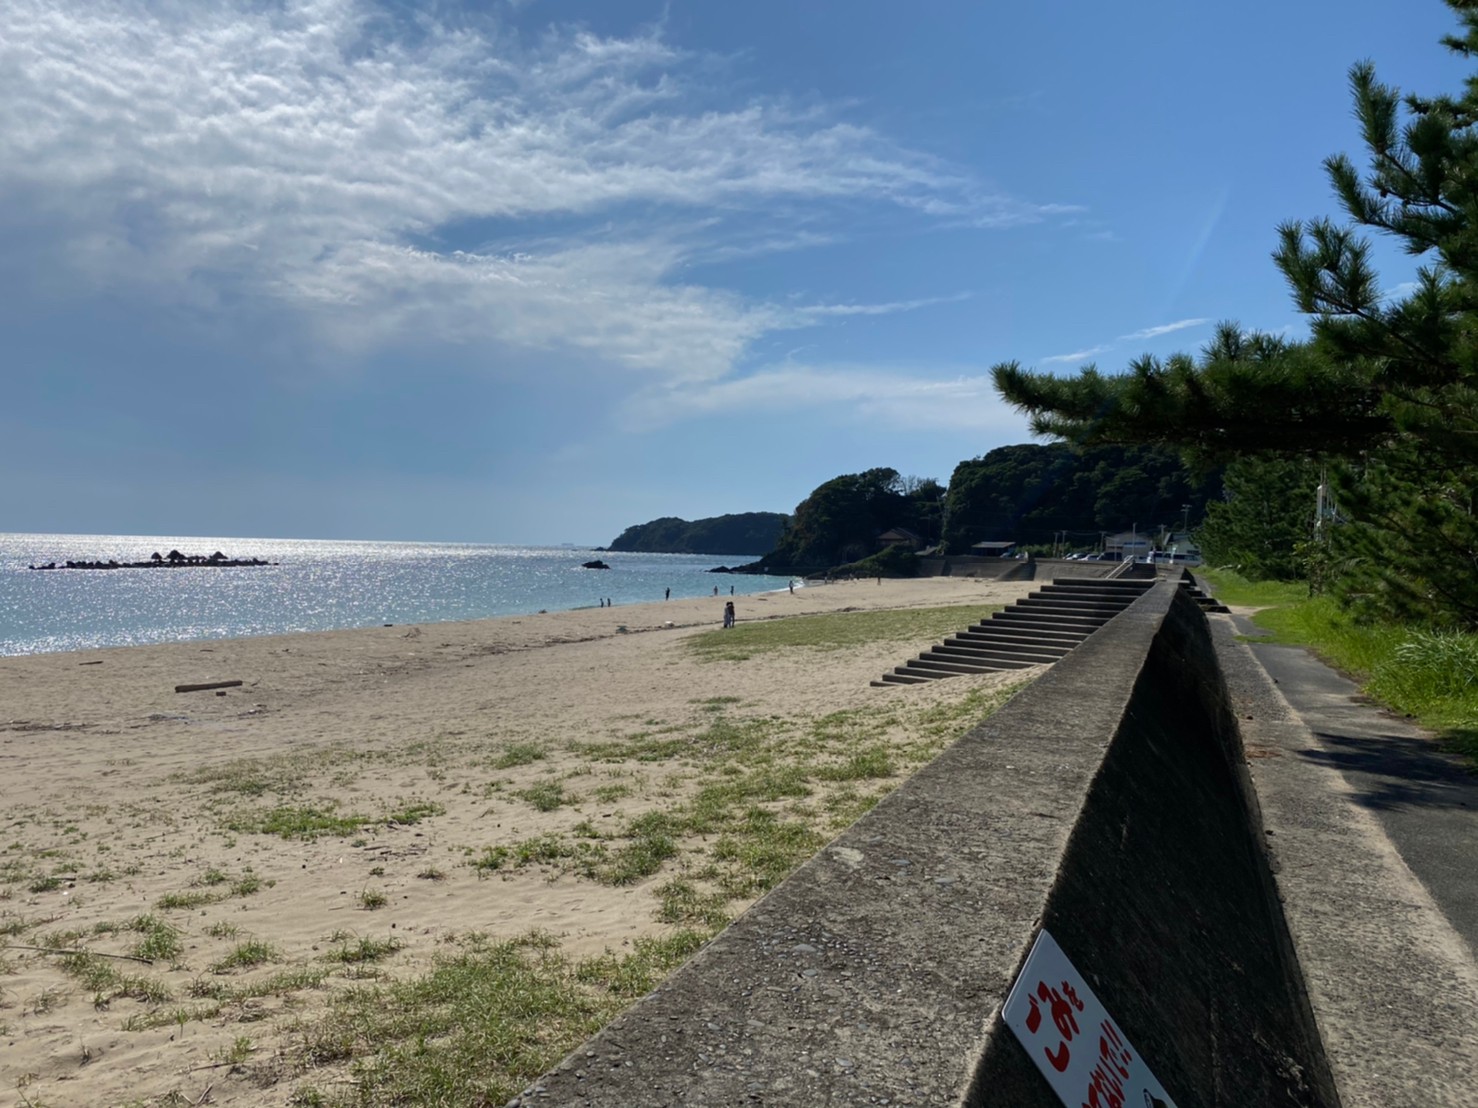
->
[[0, 576, 1040, 1107]]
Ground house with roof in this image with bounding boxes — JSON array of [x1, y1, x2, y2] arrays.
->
[[969, 540, 1018, 558], [876, 527, 925, 551], [1105, 530, 1153, 558]]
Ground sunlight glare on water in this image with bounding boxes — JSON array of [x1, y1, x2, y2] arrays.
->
[[0, 533, 792, 656]]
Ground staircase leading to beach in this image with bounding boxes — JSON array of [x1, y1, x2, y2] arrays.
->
[[871, 577, 1156, 686]]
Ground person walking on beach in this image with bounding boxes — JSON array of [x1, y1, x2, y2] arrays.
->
[[665, 587, 670, 600], [723, 600, 735, 628], [788, 579, 794, 594]]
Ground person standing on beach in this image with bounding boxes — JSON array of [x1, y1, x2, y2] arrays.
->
[[723, 600, 735, 628], [665, 587, 670, 600]]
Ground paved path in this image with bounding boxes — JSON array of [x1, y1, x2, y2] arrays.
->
[[1232, 613, 1478, 955], [1211, 610, 1478, 1107]]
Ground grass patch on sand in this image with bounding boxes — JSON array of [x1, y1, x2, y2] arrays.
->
[[58, 951, 173, 1007], [176, 748, 364, 797], [226, 803, 373, 841], [291, 930, 706, 1107], [517, 781, 575, 813], [686, 603, 1002, 662], [211, 939, 280, 973], [324, 932, 403, 965], [472, 683, 1024, 900], [493, 742, 547, 769], [385, 800, 445, 825]]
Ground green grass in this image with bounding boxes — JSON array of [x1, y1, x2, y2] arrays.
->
[[156, 889, 222, 910], [227, 804, 372, 841], [687, 603, 1002, 661], [471, 836, 608, 877], [324, 933, 403, 965], [653, 879, 731, 930], [58, 951, 173, 1007], [493, 742, 547, 769], [212, 940, 279, 973], [231, 869, 266, 897], [292, 930, 705, 1107], [127, 916, 183, 962], [385, 800, 445, 825], [177, 748, 361, 797], [517, 781, 574, 812], [1194, 569, 1308, 610], [1200, 568, 1478, 766]]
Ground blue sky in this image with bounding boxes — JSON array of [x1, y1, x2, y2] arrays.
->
[[1, 0, 1466, 545]]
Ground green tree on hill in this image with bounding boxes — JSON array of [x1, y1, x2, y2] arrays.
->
[[607, 512, 788, 555], [765, 468, 944, 570], [993, 0, 1478, 626], [941, 443, 1217, 553]]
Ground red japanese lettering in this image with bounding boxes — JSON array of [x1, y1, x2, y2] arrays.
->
[[1026, 994, 1043, 1034], [1036, 981, 1081, 1040], [1099, 1035, 1130, 1079], [1045, 1039, 1071, 1072], [1082, 1062, 1126, 1108]]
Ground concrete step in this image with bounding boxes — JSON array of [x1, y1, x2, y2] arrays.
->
[[873, 577, 1153, 688], [928, 645, 1061, 667], [962, 624, 1086, 644], [1173, 580, 1230, 613], [1031, 586, 1144, 601], [871, 673, 931, 686], [992, 610, 1107, 630], [1047, 577, 1154, 590], [907, 656, 1007, 676], [1019, 598, 1136, 617], [942, 635, 1073, 658], [1039, 584, 1150, 597]]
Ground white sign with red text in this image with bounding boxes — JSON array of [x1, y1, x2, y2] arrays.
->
[[1002, 929, 1178, 1108]]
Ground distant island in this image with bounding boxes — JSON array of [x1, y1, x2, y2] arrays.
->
[[606, 512, 788, 555], [29, 549, 274, 570]]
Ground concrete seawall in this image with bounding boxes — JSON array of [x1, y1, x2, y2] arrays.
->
[[512, 582, 1337, 1106]]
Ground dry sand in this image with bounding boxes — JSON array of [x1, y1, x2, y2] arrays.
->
[[0, 576, 1040, 1107]]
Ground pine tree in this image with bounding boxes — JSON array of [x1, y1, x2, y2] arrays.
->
[[993, 0, 1478, 626]]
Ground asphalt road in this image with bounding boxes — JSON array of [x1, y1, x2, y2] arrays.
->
[[1234, 613, 1478, 957]]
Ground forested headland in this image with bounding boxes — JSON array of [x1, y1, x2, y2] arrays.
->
[[606, 513, 789, 555]]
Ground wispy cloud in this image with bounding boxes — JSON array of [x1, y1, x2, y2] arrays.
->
[[621, 363, 1030, 434], [1117, 318, 1210, 341], [793, 293, 972, 319], [1040, 318, 1211, 369], [0, 0, 1073, 389], [1041, 345, 1109, 365]]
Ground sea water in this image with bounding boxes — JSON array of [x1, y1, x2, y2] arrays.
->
[[0, 533, 795, 657]]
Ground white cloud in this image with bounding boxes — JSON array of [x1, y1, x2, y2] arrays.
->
[[1037, 317, 1211, 369], [621, 363, 1030, 434], [1040, 345, 1109, 365], [1117, 318, 1210, 341], [792, 293, 972, 319], [0, 0, 1073, 387]]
